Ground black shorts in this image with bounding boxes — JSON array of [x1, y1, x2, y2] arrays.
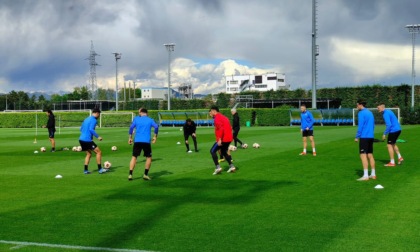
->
[[210, 142, 230, 154], [302, 130, 314, 137], [184, 134, 196, 141], [79, 140, 98, 151], [359, 138, 374, 154], [48, 128, 55, 138], [387, 130, 401, 145], [132, 142, 152, 158]]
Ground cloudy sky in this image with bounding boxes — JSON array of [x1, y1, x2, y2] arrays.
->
[[0, 0, 419, 95]]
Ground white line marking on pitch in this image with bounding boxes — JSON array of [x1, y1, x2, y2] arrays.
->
[[0, 240, 157, 252]]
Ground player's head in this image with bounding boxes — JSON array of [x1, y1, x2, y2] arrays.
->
[[209, 105, 219, 117], [186, 118, 192, 124], [377, 103, 386, 113], [92, 108, 101, 118], [356, 99, 367, 110], [300, 104, 307, 113], [231, 108, 237, 115], [46, 109, 53, 116], [139, 108, 148, 115]]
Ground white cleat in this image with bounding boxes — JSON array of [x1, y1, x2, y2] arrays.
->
[[227, 167, 236, 173], [213, 167, 222, 175]]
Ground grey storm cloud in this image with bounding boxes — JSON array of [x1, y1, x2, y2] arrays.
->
[[0, 0, 419, 94]]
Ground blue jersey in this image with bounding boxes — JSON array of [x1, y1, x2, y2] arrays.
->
[[356, 108, 374, 138], [129, 115, 159, 143], [382, 109, 401, 134], [79, 116, 99, 141], [301, 110, 314, 130]]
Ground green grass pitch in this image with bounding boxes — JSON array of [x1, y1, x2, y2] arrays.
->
[[0, 125, 419, 251]]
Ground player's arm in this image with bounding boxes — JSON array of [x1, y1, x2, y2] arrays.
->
[[90, 120, 101, 141], [355, 114, 364, 141], [152, 122, 159, 143], [128, 122, 136, 144]]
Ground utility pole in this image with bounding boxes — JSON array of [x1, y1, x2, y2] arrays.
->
[[406, 24, 420, 108], [311, 0, 319, 109], [164, 43, 175, 110], [112, 53, 121, 111]]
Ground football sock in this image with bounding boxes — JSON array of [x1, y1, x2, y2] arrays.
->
[[216, 164, 221, 169], [390, 159, 395, 164], [52, 147, 55, 151], [144, 169, 149, 175], [370, 169, 376, 176], [303, 149, 306, 153], [84, 165, 88, 171], [129, 170, 133, 175], [185, 143, 189, 151], [363, 169, 368, 177], [313, 148, 316, 153], [397, 153, 402, 159], [97, 164, 102, 170]]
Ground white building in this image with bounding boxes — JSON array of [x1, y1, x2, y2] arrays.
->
[[141, 87, 176, 99], [225, 73, 288, 94]]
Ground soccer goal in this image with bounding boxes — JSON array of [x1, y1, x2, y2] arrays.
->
[[99, 112, 134, 127], [352, 108, 400, 126]]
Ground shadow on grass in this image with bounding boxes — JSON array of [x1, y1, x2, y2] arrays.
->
[[97, 177, 296, 248]]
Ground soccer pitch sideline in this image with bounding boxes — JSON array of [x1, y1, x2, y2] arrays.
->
[[0, 126, 418, 252]]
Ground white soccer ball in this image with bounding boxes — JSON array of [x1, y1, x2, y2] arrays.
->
[[111, 146, 117, 151], [253, 143, 260, 149], [228, 145, 237, 151], [76, 146, 82, 152], [34, 150, 39, 154], [40, 147, 46, 152], [72, 146, 77, 152], [104, 161, 112, 169], [242, 143, 248, 149]]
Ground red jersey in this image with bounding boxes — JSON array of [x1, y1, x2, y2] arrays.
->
[[213, 113, 233, 142]]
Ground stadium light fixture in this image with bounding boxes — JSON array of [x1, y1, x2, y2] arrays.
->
[[164, 43, 175, 110], [406, 24, 420, 108], [113, 53, 122, 111]]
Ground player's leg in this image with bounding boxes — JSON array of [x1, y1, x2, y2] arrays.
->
[[300, 133, 307, 155], [185, 135, 190, 152], [309, 131, 316, 155], [143, 143, 152, 180], [235, 128, 243, 147], [192, 135, 198, 152], [222, 142, 236, 173], [357, 139, 370, 181], [84, 150, 92, 174], [394, 144, 403, 164], [93, 146, 105, 173], [385, 132, 399, 166], [129, 143, 141, 180], [367, 138, 376, 178], [210, 143, 222, 175], [49, 129, 55, 152]]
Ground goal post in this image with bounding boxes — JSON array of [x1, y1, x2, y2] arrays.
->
[[352, 108, 400, 126], [100, 112, 134, 127]]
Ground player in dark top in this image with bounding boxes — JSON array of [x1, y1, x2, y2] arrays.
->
[[44, 110, 56, 152], [231, 108, 244, 148], [183, 118, 198, 152]]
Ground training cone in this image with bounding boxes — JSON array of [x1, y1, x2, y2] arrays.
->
[[374, 184, 384, 189], [55, 175, 63, 179]]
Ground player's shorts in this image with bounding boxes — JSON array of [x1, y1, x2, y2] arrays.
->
[[210, 142, 230, 154], [302, 130, 314, 137], [387, 130, 401, 145], [132, 142, 152, 158], [48, 128, 55, 138], [79, 140, 97, 151], [359, 138, 374, 154], [184, 133, 196, 141]]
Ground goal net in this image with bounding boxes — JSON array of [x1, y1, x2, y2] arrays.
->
[[352, 108, 400, 126], [100, 112, 134, 127]]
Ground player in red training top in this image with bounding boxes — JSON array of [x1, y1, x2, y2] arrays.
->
[[209, 106, 236, 175]]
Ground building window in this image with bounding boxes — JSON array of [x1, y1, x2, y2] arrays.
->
[[255, 85, 267, 89], [255, 75, 262, 84], [267, 76, 276, 80], [278, 79, 284, 82]]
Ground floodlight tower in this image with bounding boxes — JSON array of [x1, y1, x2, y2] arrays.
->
[[113, 53, 122, 111], [86, 41, 100, 100], [406, 24, 420, 108], [164, 43, 175, 110], [311, 0, 319, 109]]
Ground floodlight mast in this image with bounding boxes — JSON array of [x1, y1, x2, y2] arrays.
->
[[311, 0, 319, 109], [406, 24, 420, 109], [113, 53, 121, 111], [164, 43, 175, 110]]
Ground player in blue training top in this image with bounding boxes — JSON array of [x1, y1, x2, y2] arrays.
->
[[354, 100, 376, 181], [128, 108, 159, 181], [377, 103, 404, 166], [79, 108, 105, 174], [299, 104, 317, 156]]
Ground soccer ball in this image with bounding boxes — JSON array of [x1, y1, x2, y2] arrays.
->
[[111, 146, 117, 151], [72, 146, 77, 152], [76, 146, 82, 152], [40, 147, 46, 152], [104, 161, 112, 169], [242, 143, 248, 149], [253, 143, 260, 149], [228, 145, 237, 151]]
